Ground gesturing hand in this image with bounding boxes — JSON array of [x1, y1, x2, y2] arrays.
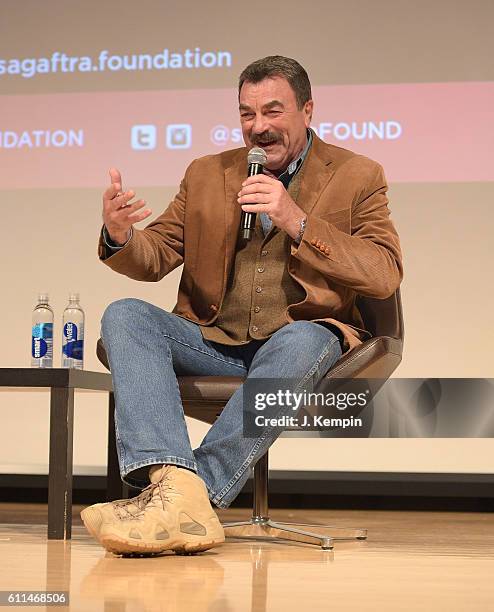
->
[[102, 168, 152, 246], [237, 174, 305, 240]]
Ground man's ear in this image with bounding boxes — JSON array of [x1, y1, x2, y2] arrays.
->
[[304, 100, 314, 126]]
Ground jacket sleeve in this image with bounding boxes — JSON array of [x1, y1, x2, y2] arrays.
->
[[98, 163, 191, 282], [292, 160, 403, 298]]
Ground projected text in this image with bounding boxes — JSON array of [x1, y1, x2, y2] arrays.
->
[[0, 48, 232, 79]]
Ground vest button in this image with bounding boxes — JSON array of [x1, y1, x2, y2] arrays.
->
[[257, 267, 265, 273], [251, 325, 259, 333], [261, 250, 268, 256], [255, 286, 262, 293], [254, 306, 261, 313]]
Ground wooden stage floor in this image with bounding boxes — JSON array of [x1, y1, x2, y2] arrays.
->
[[0, 504, 493, 611]]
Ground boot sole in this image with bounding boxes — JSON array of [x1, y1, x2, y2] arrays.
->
[[100, 532, 225, 556], [82, 507, 225, 556]]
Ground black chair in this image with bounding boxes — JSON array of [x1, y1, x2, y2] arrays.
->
[[98, 289, 404, 550]]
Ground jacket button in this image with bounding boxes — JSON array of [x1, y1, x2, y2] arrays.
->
[[251, 325, 259, 333], [209, 304, 218, 312]]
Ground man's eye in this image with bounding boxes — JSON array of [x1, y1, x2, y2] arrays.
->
[[267, 110, 281, 116], [241, 114, 254, 120]]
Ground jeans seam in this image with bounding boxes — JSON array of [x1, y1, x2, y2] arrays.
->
[[162, 332, 248, 371], [122, 457, 198, 475], [103, 326, 129, 470], [211, 335, 341, 505], [114, 418, 127, 468], [197, 473, 218, 505], [298, 336, 341, 386], [164, 337, 199, 448], [121, 456, 199, 488]]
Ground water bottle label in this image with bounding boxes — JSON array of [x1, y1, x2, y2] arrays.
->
[[32, 336, 47, 358], [32, 323, 53, 359], [32, 323, 53, 340], [64, 322, 78, 341], [63, 340, 84, 359]]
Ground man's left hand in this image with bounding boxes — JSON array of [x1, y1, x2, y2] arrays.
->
[[238, 174, 306, 240]]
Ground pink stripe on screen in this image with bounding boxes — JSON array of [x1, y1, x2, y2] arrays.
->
[[0, 81, 492, 188]]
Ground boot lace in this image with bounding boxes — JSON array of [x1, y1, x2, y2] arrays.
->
[[113, 465, 181, 520]]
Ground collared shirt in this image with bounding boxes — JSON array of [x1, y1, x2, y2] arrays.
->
[[277, 128, 313, 188], [103, 129, 313, 250]]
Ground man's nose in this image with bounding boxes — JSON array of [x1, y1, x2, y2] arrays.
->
[[252, 113, 269, 134]]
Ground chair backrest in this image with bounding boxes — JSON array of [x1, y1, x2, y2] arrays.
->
[[356, 288, 404, 341]]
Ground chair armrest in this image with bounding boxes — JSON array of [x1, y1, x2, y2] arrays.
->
[[326, 336, 402, 380]]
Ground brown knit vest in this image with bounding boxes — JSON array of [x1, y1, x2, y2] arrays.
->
[[200, 171, 306, 345]]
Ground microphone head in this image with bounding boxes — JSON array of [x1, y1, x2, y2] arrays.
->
[[247, 147, 267, 166]]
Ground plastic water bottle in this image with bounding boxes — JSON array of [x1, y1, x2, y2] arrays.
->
[[62, 293, 84, 369], [31, 293, 54, 368]]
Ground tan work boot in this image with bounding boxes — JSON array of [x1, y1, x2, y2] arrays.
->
[[98, 465, 225, 555], [80, 486, 155, 541], [80, 465, 175, 540]]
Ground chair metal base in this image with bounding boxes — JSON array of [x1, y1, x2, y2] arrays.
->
[[222, 517, 367, 550], [222, 452, 367, 550]]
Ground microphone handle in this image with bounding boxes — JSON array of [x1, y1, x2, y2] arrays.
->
[[240, 162, 264, 241]]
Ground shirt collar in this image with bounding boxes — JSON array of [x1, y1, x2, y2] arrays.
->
[[277, 128, 312, 185]]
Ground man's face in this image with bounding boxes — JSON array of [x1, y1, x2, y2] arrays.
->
[[239, 76, 313, 173]]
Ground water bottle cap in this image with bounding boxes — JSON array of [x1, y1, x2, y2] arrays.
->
[[38, 293, 49, 304], [69, 292, 80, 302]]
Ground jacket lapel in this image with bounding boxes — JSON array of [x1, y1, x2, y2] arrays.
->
[[296, 131, 335, 216]]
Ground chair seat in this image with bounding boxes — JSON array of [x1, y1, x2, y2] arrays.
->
[[178, 376, 245, 402], [177, 376, 244, 424]]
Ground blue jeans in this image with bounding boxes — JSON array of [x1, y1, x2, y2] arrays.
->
[[101, 298, 342, 508]]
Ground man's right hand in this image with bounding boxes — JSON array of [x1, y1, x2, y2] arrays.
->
[[102, 168, 153, 246]]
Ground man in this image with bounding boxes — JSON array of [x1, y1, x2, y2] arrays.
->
[[81, 56, 403, 555]]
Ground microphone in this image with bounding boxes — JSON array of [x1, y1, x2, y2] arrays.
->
[[240, 147, 267, 241]]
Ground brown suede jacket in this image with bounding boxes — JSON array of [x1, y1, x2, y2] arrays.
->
[[99, 131, 403, 352]]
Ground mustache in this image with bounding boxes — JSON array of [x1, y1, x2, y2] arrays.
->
[[250, 131, 281, 147]]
